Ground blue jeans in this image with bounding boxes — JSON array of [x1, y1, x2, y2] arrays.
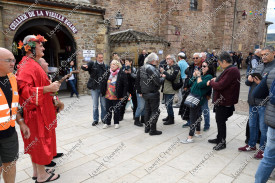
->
[[248, 105, 267, 150], [135, 92, 145, 117], [91, 89, 106, 122], [68, 79, 78, 97], [164, 94, 174, 117], [201, 100, 210, 129], [255, 127, 275, 183]]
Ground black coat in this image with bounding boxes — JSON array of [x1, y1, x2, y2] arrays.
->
[[81, 61, 107, 90], [122, 66, 137, 93], [101, 69, 128, 99]]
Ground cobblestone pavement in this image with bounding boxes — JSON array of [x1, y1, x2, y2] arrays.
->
[[15, 88, 275, 182]]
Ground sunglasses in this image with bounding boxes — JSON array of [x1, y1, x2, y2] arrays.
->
[[193, 57, 199, 59]]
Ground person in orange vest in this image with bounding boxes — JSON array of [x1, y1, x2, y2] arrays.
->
[[0, 47, 30, 183], [16, 35, 61, 182]]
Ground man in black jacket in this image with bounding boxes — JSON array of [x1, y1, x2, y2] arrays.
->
[[138, 50, 148, 67], [137, 52, 163, 135], [81, 53, 107, 126]]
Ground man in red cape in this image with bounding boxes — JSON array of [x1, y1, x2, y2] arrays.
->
[[16, 35, 60, 182]]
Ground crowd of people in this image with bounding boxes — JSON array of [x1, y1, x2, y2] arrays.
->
[[0, 33, 275, 183]]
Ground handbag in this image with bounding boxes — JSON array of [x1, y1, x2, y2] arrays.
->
[[184, 93, 201, 108], [252, 73, 269, 99], [172, 77, 183, 90]]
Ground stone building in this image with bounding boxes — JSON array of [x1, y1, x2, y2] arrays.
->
[[0, 0, 271, 94], [0, 0, 108, 93], [97, 0, 269, 58]]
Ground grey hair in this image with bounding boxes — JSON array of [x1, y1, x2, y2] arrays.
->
[[262, 46, 275, 52], [23, 35, 36, 44], [217, 51, 232, 63], [254, 49, 262, 54], [193, 53, 202, 58], [193, 53, 199, 57], [146, 52, 159, 63], [168, 54, 177, 64]]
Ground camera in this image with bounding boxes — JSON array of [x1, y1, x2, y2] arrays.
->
[[125, 65, 130, 71]]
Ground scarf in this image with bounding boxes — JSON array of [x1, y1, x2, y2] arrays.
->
[[110, 68, 120, 77]]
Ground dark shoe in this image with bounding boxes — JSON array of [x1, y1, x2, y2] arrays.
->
[[162, 116, 169, 121], [182, 123, 190, 128], [70, 95, 73, 98], [203, 127, 209, 131], [213, 143, 226, 151], [53, 153, 63, 159], [238, 145, 256, 152], [208, 139, 218, 144], [145, 128, 150, 133], [45, 161, 56, 167], [92, 121, 98, 126], [163, 116, 174, 125], [134, 117, 143, 127], [254, 150, 264, 160], [140, 116, 145, 124], [149, 130, 162, 136]]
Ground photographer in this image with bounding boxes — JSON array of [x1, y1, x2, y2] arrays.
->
[[160, 54, 181, 125], [119, 59, 139, 125]]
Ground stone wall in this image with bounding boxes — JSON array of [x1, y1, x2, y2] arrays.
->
[[110, 42, 167, 65]]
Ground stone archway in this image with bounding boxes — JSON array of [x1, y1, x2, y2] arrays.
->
[[13, 18, 77, 91]]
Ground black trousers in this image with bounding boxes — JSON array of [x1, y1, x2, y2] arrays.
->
[[105, 99, 121, 125], [189, 105, 202, 136], [120, 90, 137, 117], [215, 106, 234, 144], [143, 92, 160, 132]]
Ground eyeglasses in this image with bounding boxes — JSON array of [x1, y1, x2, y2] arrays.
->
[[202, 65, 207, 68], [0, 59, 16, 63], [193, 57, 199, 59]]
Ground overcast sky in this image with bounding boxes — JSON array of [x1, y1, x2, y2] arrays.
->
[[267, 0, 275, 33]]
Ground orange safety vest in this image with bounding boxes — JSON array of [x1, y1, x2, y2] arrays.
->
[[0, 73, 18, 130]]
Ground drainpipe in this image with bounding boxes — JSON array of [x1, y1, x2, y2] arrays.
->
[[231, 0, 238, 51]]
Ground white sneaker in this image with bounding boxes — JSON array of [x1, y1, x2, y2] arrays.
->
[[195, 134, 202, 138], [102, 124, 109, 129], [115, 124, 120, 129], [181, 138, 194, 144]]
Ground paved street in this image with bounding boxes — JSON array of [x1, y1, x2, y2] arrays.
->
[[15, 88, 275, 183]]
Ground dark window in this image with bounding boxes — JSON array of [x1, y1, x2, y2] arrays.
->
[[190, 0, 198, 11]]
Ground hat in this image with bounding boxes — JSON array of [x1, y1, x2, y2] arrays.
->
[[178, 52, 185, 57]]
